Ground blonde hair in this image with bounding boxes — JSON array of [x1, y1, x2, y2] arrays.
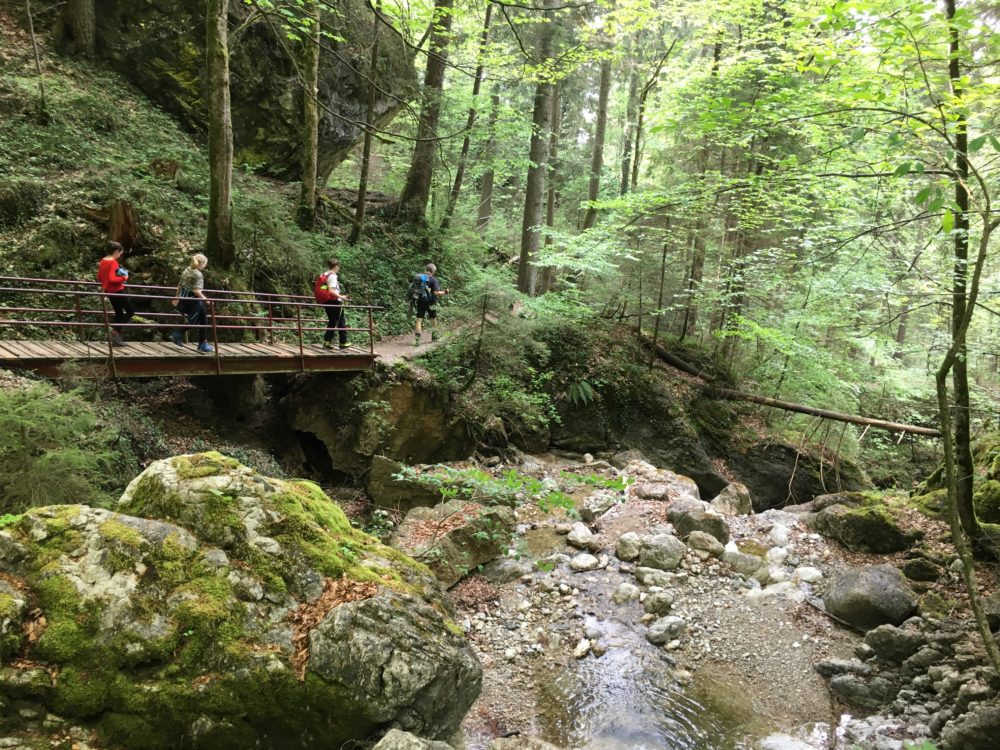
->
[[189, 253, 208, 269]]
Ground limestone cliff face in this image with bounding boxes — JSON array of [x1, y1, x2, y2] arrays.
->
[[93, 0, 415, 181]]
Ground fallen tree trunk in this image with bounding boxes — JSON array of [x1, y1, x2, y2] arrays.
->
[[639, 333, 941, 438]]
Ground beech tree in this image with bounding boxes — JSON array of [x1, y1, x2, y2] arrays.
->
[[58, 0, 96, 57], [581, 58, 611, 230], [398, 0, 454, 222], [297, 1, 321, 231], [206, 0, 235, 267]]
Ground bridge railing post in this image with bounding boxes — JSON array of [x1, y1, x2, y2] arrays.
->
[[208, 300, 222, 375], [267, 300, 275, 345], [368, 308, 374, 355], [99, 295, 118, 378], [74, 287, 84, 342], [295, 303, 305, 372]]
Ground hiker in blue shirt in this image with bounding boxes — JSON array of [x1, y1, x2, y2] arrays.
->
[[410, 263, 445, 346]]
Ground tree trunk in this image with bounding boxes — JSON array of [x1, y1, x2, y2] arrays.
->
[[61, 0, 96, 57], [25, 0, 48, 121], [206, 0, 235, 267], [582, 58, 612, 230], [398, 0, 453, 222], [349, 1, 381, 245], [620, 62, 639, 195], [297, 2, 321, 231], [516, 8, 555, 296], [476, 94, 500, 232], [108, 200, 141, 249], [441, 4, 491, 231], [539, 84, 561, 294], [945, 0, 978, 540]]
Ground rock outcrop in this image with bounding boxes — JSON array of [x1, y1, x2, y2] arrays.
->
[[810, 501, 919, 553], [92, 0, 415, 181], [0, 453, 480, 748]]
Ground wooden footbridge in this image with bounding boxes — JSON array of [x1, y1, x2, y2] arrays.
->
[[0, 276, 380, 378]]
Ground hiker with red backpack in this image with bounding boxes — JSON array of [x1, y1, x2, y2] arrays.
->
[[97, 241, 134, 347], [410, 263, 446, 346], [314, 258, 349, 350]]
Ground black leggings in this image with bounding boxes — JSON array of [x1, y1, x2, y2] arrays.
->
[[325, 302, 347, 345], [108, 292, 135, 333], [177, 298, 207, 344]]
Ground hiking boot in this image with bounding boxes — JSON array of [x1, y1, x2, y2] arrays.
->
[[170, 331, 184, 347], [197, 342, 214, 354], [339, 343, 350, 350], [110, 331, 127, 347], [322, 340, 334, 350], [414, 334, 421, 347], [131, 315, 153, 325]]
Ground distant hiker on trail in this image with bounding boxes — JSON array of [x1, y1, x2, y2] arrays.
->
[[170, 253, 214, 354], [410, 263, 446, 346], [314, 258, 349, 350], [97, 241, 134, 347]]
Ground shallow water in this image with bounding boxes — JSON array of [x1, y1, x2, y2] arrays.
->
[[531, 615, 763, 750]]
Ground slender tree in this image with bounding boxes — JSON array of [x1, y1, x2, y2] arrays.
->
[[297, 1, 321, 231], [441, 4, 492, 230], [476, 93, 500, 232], [206, 0, 235, 267], [582, 57, 611, 230], [349, 1, 381, 245], [398, 0, 454, 221], [516, 6, 555, 296], [539, 84, 561, 293], [620, 62, 639, 196]]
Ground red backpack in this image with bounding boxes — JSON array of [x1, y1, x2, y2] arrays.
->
[[314, 271, 335, 303]]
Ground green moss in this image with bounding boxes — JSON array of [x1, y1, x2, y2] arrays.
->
[[974, 480, 1000, 524], [51, 664, 112, 717], [919, 591, 957, 619], [736, 539, 768, 558], [0, 513, 22, 529], [909, 488, 947, 518], [126, 474, 184, 520], [0, 592, 22, 659], [173, 452, 241, 480], [834, 504, 919, 553], [99, 519, 145, 548]]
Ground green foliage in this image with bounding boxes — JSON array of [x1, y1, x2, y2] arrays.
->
[[394, 465, 577, 517], [0, 383, 134, 514]]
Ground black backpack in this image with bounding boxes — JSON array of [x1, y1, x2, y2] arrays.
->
[[407, 273, 434, 307]]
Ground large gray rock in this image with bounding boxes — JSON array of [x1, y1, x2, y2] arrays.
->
[[626, 461, 701, 503], [567, 522, 601, 551], [391, 501, 515, 588], [638, 534, 686, 571], [366, 456, 443, 513], [580, 492, 618, 522], [671, 509, 730, 544], [0, 453, 481, 748], [824, 565, 918, 631], [940, 702, 1000, 750], [722, 548, 767, 579], [646, 616, 687, 645], [686, 530, 725, 558], [811, 503, 919, 553], [710, 482, 753, 516]]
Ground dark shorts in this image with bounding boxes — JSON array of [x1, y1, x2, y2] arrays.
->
[[416, 299, 437, 319]]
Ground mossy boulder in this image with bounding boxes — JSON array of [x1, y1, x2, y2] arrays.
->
[[974, 480, 1000, 524], [92, 0, 415, 182], [0, 453, 480, 748], [811, 502, 920, 553]]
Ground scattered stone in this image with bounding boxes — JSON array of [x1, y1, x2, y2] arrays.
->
[[710, 482, 753, 516], [567, 523, 601, 551], [722, 547, 767, 578], [615, 532, 642, 562], [634, 567, 673, 587], [671, 509, 731, 544], [639, 534, 686, 571], [489, 738, 563, 750], [569, 554, 601, 572], [686, 530, 724, 558], [765, 547, 788, 566], [646, 616, 686, 645], [939, 702, 1000, 750], [573, 638, 591, 659], [901, 556, 942, 583], [793, 566, 823, 583], [612, 583, 640, 604], [643, 591, 674, 616], [580, 493, 618, 522], [824, 564, 918, 631]]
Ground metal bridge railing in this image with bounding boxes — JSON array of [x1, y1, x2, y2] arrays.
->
[[0, 275, 381, 376]]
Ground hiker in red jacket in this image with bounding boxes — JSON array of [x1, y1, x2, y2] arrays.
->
[[97, 241, 134, 346]]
